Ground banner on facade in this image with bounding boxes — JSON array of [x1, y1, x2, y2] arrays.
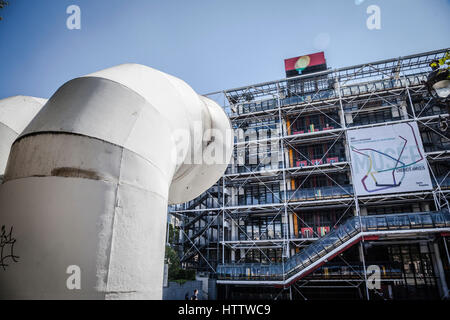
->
[[348, 122, 433, 196]]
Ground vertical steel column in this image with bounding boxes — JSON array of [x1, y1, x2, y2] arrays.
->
[[276, 86, 290, 264], [336, 72, 361, 219], [404, 78, 418, 120], [359, 241, 370, 300], [433, 242, 450, 299], [338, 71, 367, 299], [403, 83, 440, 211], [443, 237, 450, 266], [222, 177, 225, 264], [406, 84, 449, 211]]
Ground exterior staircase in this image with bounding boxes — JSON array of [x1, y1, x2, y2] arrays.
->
[[217, 210, 450, 287]]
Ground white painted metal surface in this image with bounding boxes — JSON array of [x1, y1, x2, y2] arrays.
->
[[0, 64, 232, 299], [216, 227, 450, 286], [0, 96, 46, 177]]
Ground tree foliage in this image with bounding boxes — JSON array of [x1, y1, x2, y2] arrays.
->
[[0, 1, 9, 21], [165, 245, 196, 284], [168, 223, 180, 244]]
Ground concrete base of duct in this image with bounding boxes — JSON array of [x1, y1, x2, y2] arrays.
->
[[0, 134, 170, 299]]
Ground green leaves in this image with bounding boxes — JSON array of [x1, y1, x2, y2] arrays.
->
[[0, 1, 9, 21], [0, 1, 8, 9], [165, 245, 196, 283]]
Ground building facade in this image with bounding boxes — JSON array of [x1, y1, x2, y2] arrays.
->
[[168, 48, 450, 300]]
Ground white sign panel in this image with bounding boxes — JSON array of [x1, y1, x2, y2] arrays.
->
[[348, 122, 432, 196]]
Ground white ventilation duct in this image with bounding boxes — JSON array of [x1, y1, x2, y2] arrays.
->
[[0, 64, 233, 299], [0, 96, 47, 179]]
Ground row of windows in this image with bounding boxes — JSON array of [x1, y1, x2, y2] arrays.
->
[[293, 173, 350, 189], [348, 108, 401, 127], [281, 90, 336, 105], [287, 76, 332, 95], [292, 210, 352, 239], [230, 73, 443, 119], [411, 97, 448, 118], [233, 119, 279, 135], [421, 128, 450, 153], [235, 162, 283, 173], [233, 210, 355, 242], [431, 163, 450, 180], [228, 128, 445, 174], [238, 216, 285, 241], [367, 205, 414, 216], [237, 183, 282, 206], [232, 181, 354, 206], [291, 142, 346, 166], [238, 248, 284, 264], [288, 112, 341, 134], [237, 99, 277, 114], [236, 143, 281, 163], [233, 100, 445, 142], [387, 244, 437, 287]]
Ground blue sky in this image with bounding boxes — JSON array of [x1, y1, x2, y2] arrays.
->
[[0, 0, 449, 99]]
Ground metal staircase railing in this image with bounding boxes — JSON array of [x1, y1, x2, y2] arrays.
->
[[217, 210, 450, 286], [180, 244, 208, 263]]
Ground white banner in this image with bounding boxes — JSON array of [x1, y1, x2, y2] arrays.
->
[[348, 122, 432, 196]]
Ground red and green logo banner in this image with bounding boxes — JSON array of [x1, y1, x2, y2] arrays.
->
[[284, 52, 326, 76]]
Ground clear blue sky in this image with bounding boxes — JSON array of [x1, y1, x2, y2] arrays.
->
[[0, 0, 449, 99]]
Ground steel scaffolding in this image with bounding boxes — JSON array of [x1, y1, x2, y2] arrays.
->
[[168, 48, 450, 298]]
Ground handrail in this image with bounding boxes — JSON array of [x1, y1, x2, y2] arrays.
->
[[217, 210, 450, 284]]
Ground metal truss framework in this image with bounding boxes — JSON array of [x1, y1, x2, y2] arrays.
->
[[168, 48, 450, 290]]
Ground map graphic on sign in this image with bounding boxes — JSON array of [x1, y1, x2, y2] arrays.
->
[[348, 122, 432, 196]]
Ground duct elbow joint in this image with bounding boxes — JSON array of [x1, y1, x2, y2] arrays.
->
[[0, 64, 232, 299]]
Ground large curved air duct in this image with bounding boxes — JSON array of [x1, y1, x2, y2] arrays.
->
[[0, 64, 233, 299], [0, 96, 47, 179]]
